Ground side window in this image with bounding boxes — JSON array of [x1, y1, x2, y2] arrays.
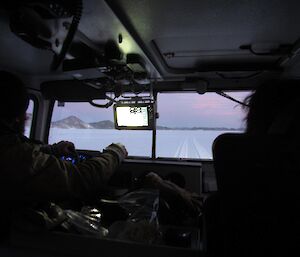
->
[[24, 99, 35, 138], [156, 92, 250, 159], [48, 102, 152, 157]]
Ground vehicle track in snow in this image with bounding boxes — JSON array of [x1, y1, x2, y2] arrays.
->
[[174, 137, 189, 158], [191, 138, 211, 159], [173, 136, 211, 158]]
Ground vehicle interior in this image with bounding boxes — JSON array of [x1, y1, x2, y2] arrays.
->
[[0, 0, 300, 256]]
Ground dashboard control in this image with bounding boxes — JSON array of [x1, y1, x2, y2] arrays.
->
[[61, 154, 88, 164]]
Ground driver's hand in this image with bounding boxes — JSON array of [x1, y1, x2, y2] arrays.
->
[[104, 143, 128, 162], [113, 143, 128, 157], [55, 141, 76, 156], [145, 172, 164, 188]]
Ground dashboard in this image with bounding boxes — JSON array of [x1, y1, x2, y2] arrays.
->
[[60, 152, 96, 164]]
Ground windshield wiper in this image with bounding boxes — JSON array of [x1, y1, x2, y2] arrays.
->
[[216, 91, 249, 107]]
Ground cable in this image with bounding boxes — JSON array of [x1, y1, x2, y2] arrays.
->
[[51, 0, 82, 70], [89, 95, 117, 108]]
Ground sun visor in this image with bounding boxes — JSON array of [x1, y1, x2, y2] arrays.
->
[[41, 80, 107, 102]]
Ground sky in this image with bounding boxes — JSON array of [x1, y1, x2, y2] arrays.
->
[[50, 91, 251, 129]]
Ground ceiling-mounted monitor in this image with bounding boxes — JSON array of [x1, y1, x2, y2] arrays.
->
[[114, 102, 155, 130]]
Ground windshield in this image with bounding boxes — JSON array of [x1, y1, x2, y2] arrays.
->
[[49, 91, 250, 159], [156, 92, 249, 159]]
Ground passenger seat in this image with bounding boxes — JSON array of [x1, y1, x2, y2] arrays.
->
[[209, 133, 300, 257]]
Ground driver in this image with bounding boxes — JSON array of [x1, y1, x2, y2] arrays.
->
[[0, 70, 128, 201]]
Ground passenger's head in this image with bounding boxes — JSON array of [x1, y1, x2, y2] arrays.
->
[[244, 80, 300, 135], [0, 71, 29, 134]]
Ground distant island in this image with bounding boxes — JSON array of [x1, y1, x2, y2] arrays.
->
[[50, 115, 243, 131]]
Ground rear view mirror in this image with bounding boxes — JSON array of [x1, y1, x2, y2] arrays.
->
[[114, 102, 155, 130]]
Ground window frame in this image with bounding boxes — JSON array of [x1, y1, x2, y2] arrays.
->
[[26, 94, 39, 139], [46, 90, 248, 160], [44, 100, 55, 144]]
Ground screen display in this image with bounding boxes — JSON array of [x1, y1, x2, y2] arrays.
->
[[116, 106, 149, 127]]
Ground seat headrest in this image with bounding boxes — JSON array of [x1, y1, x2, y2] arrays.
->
[[212, 133, 300, 193]]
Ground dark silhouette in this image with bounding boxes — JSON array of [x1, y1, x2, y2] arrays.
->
[[0, 71, 29, 134], [243, 80, 300, 135], [0, 71, 127, 239], [204, 79, 300, 257]]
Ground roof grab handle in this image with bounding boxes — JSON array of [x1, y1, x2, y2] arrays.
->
[[240, 43, 291, 56]]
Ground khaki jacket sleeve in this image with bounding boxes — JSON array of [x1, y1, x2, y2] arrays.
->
[[7, 141, 125, 201]]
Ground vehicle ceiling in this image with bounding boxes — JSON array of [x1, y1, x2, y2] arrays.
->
[[0, 0, 300, 93]]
